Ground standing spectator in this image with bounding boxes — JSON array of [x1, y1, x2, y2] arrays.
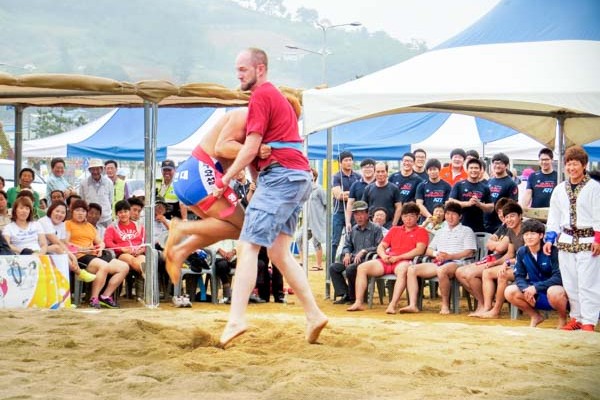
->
[[440, 148, 468, 186], [544, 146, 600, 332], [157, 159, 187, 220], [299, 168, 327, 271], [362, 162, 402, 228], [79, 158, 113, 228], [485, 153, 519, 233], [104, 160, 125, 215], [415, 158, 452, 219], [521, 148, 557, 209], [448, 158, 494, 233], [329, 200, 383, 305], [505, 219, 568, 328], [46, 157, 75, 201], [3, 197, 47, 255], [345, 158, 376, 232], [465, 150, 488, 182], [7, 168, 41, 209], [331, 151, 361, 261], [0, 190, 10, 230], [389, 152, 424, 205], [412, 148, 428, 181]]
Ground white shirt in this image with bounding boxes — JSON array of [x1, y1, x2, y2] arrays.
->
[[429, 223, 477, 255], [3, 221, 44, 251], [38, 216, 67, 240]]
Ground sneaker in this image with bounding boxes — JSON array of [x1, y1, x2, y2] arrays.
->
[[581, 324, 596, 332], [181, 294, 192, 308], [89, 297, 100, 309], [77, 269, 96, 283], [561, 318, 582, 331], [99, 295, 119, 309], [249, 293, 266, 303], [172, 296, 184, 308]]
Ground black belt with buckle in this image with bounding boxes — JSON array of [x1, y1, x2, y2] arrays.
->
[[262, 162, 282, 174]]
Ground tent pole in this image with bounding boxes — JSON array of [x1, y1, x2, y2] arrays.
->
[[143, 102, 159, 308], [325, 128, 333, 299], [302, 139, 309, 277], [13, 106, 24, 181], [556, 116, 566, 183]]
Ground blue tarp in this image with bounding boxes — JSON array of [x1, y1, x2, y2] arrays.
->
[[67, 108, 216, 160]]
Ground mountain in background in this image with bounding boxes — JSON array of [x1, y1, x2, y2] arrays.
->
[[0, 0, 426, 89]]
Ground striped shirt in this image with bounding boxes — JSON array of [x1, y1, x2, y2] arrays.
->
[[429, 223, 476, 255]]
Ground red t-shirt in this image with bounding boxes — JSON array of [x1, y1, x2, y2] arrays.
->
[[246, 82, 309, 171], [104, 221, 145, 256], [382, 225, 429, 258]]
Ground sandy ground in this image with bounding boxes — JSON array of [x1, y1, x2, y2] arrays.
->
[[1, 270, 599, 400]]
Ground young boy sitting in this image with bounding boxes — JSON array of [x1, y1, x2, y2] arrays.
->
[[504, 219, 568, 328]]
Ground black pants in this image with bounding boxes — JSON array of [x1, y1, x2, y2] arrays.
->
[[329, 262, 359, 301]]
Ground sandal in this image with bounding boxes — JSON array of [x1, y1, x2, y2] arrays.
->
[[310, 266, 324, 271]]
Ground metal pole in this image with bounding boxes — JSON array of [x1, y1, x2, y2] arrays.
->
[[14, 106, 24, 182], [143, 102, 159, 308], [325, 127, 333, 299], [302, 139, 309, 276], [556, 116, 566, 183]]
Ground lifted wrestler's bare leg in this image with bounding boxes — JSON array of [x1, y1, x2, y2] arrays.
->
[[165, 200, 244, 284]]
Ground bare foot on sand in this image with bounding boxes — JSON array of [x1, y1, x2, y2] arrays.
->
[[165, 218, 183, 284], [529, 313, 545, 327], [398, 306, 419, 314], [347, 303, 366, 312], [306, 313, 328, 344], [219, 322, 248, 349], [468, 308, 485, 317], [439, 307, 450, 315], [385, 305, 398, 314], [479, 311, 500, 319]]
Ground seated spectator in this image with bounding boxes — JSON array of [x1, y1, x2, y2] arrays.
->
[[3, 197, 47, 255], [49, 189, 66, 205], [209, 239, 237, 303], [39, 198, 48, 212], [399, 202, 476, 314], [66, 199, 129, 309], [38, 201, 96, 283], [127, 196, 145, 226], [347, 203, 428, 312], [16, 189, 45, 219], [66, 194, 82, 220], [371, 207, 389, 236], [7, 168, 41, 209], [104, 200, 146, 278], [87, 203, 106, 239], [329, 200, 383, 305], [46, 157, 75, 201], [256, 246, 284, 303], [0, 190, 11, 230], [484, 197, 511, 258], [473, 201, 524, 318], [0, 176, 4, 191], [504, 219, 568, 328], [420, 204, 445, 235]]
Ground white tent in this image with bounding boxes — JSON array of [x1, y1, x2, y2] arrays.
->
[[302, 0, 600, 149]]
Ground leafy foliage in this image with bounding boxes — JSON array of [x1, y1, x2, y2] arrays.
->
[[30, 109, 88, 139]]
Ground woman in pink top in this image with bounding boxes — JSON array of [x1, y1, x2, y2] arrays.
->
[[104, 200, 146, 277]]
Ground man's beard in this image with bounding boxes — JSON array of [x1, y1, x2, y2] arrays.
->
[[241, 75, 257, 91]]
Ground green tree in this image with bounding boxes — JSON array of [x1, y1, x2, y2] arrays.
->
[[31, 109, 88, 139], [295, 7, 318, 24]]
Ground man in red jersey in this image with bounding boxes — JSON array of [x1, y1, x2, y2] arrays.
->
[[215, 48, 327, 348]]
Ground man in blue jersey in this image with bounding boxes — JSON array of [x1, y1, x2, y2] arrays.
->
[[389, 152, 424, 206], [485, 153, 518, 233], [520, 148, 557, 209], [332, 151, 361, 261], [415, 158, 452, 219], [448, 158, 494, 233]]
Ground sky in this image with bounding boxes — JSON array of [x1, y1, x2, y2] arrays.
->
[[282, 0, 501, 47]]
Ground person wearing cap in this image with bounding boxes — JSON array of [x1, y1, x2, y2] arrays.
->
[[399, 202, 476, 315], [104, 160, 125, 216], [544, 146, 600, 332], [347, 202, 428, 312], [440, 148, 468, 186], [79, 158, 113, 228], [415, 158, 451, 219], [505, 219, 568, 328], [331, 150, 361, 261], [7, 167, 41, 209], [389, 152, 424, 207], [345, 158, 376, 233], [485, 153, 518, 234], [521, 148, 557, 210], [157, 159, 187, 221], [329, 200, 383, 305]]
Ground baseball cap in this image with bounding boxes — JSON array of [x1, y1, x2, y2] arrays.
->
[[352, 200, 368, 212], [161, 159, 176, 170]]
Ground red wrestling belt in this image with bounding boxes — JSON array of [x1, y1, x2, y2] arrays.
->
[[192, 146, 239, 218]]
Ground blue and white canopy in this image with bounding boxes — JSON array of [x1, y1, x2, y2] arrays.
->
[[303, 0, 600, 149]]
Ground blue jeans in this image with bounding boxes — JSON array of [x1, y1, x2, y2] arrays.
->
[[331, 212, 346, 263]]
